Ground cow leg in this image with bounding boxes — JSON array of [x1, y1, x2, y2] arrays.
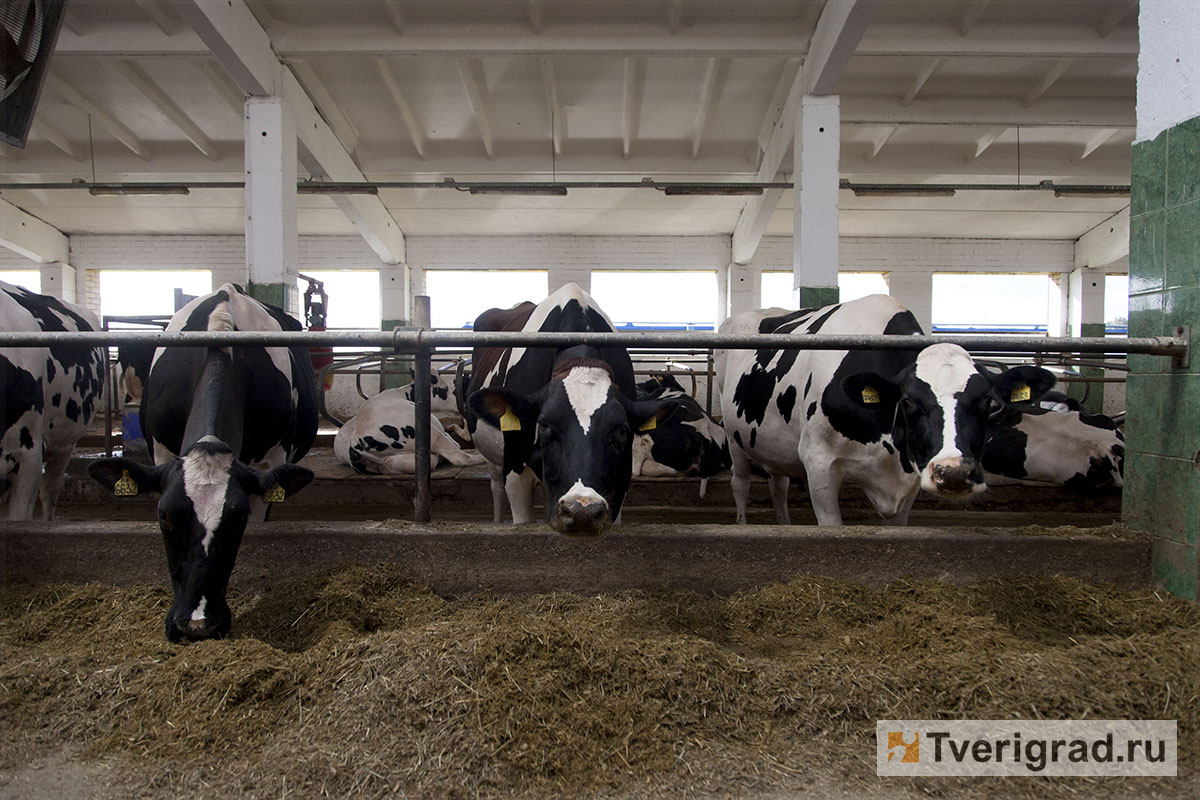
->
[[487, 463, 506, 523], [806, 469, 844, 527], [3, 452, 42, 521], [38, 445, 73, 521], [638, 458, 682, 478], [767, 474, 791, 525], [880, 487, 919, 527], [505, 467, 538, 524], [729, 445, 753, 525]]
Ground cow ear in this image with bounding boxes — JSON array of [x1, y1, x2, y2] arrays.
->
[[841, 372, 901, 412], [992, 365, 1058, 405], [629, 399, 679, 433], [88, 458, 166, 497], [236, 462, 314, 502], [468, 388, 538, 432]]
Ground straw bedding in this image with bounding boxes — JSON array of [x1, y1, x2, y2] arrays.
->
[[1, 566, 1196, 799]]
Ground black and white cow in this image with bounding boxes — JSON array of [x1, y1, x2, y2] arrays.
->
[[632, 374, 730, 495], [334, 387, 486, 474], [88, 284, 318, 642], [1, 281, 106, 520], [716, 295, 1056, 526], [982, 402, 1125, 490], [402, 366, 463, 417], [465, 285, 675, 535]]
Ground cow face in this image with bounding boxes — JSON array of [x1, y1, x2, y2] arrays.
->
[[470, 360, 674, 536], [842, 345, 1056, 497], [89, 440, 313, 642]]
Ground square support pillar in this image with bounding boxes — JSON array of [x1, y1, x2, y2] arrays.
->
[[1067, 267, 1107, 412], [245, 97, 299, 315], [38, 263, 77, 304], [886, 269, 933, 334], [793, 94, 840, 309], [726, 262, 760, 319]]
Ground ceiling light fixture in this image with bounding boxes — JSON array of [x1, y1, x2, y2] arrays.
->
[[87, 184, 190, 196], [297, 183, 379, 195]]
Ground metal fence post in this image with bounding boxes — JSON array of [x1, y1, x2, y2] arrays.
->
[[412, 295, 433, 523]]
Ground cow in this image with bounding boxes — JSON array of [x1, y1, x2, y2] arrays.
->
[[715, 295, 1057, 526], [982, 402, 1125, 490], [402, 365, 464, 417], [632, 374, 730, 495], [333, 387, 486, 474], [1, 281, 106, 521], [464, 285, 675, 535], [87, 283, 318, 642]]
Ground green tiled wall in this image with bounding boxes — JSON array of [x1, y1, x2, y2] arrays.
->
[[1126, 115, 1200, 603]]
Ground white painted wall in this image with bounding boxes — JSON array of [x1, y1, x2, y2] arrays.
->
[[1136, 0, 1200, 143]]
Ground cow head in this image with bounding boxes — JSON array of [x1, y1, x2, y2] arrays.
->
[[469, 357, 675, 536], [842, 344, 1056, 497], [88, 438, 313, 642]]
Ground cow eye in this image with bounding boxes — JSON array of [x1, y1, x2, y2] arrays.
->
[[899, 396, 918, 416], [983, 396, 1005, 416], [608, 426, 629, 450]]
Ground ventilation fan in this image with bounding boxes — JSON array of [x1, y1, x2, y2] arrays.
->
[[1, 0, 68, 147]]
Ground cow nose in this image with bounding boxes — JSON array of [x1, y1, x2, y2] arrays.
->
[[174, 617, 218, 642], [553, 496, 610, 536], [928, 458, 985, 495]]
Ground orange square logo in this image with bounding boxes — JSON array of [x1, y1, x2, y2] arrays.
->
[[887, 731, 920, 763]]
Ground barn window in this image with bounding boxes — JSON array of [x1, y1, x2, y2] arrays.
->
[[931, 273, 1053, 334], [424, 270, 548, 329], [296, 270, 380, 331], [99, 270, 212, 327], [1105, 274, 1129, 336], [760, 271, 888, 308], [590, 271, 717, 330], [0, 270, 41, 293]]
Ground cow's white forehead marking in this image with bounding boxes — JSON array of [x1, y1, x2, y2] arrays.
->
[[562, 366, 613, 435], [560, 478, 606, 508], [190, 596, 208, 622], [914, 343, 977, 464], [182, 440, 234, 555]]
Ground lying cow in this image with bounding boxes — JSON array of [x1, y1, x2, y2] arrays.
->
[[982, 401, 1124, 490], [632, 374, 730, 495], [465, 285, 675, 535], [716, 295, 1056, 526], [89, 284, 318, 642], [333, 387, 486, 474], [1, 281, 106, 520]]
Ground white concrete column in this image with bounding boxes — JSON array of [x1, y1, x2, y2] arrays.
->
[[380, 262, 411, 327], [886, 269, 933, 333], [726, 262, 760, 321], [1047, 273, 1070, 337], [793, 94, 840, 307], [1067, 267, 1106, 337], [38, 262, 77, 304], [245, 96, 299, 314]]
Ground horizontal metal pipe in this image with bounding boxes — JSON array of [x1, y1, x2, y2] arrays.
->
[[0, 329, 1187, 358]]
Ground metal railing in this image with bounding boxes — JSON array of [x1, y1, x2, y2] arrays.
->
[[4, 326, 1189, 522]]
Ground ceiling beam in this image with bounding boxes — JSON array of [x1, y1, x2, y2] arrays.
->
[[132, 0, 185, 37], [30, 120, 84, 161], [197, 59, 247, 118], [868, 125, 898, 160], [383, 1, 406, 35], [691, 57, 720, 159], [527, 0, 543, 34], [667, 0, 684, 34], [902, 58, 942, 106], [841, 95, 1132, 127], [755, 59, 801, 155], [289, 60, 362, 161], [972, 126, 1008, 159], [457, 58, 495, 159], [114, 60, 217, 159], [731, 64, 804, 264], [45, 74, 150, 160], [1075, 206, 1130, 269], [175, 0, 404, 264], [1081, 128, 1122, 160], [803, 0, 884, 95], [856, 22, 1136, 58], [1099, 0, 1137, 38], [541, 57, 566, 156], [1024, 58, 1073, 107], [0, 196, 70, 264], [960, 0, 991, 35], [622, 57, 645, 160], [375, 59, 426, 158]]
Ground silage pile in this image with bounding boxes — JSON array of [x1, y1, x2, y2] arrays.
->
[[1, 566, 1198, 799]]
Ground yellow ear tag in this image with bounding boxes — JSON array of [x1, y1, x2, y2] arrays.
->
[[639, 415, 657, 432], [861, 386, 881, 404], [114, 470, 139, 497], [263, 483, 286, 503], [499, 407, 522, 432], [1010, 383, 1031, 402]]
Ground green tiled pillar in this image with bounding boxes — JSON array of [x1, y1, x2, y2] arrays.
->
[[798, 286, 840, 310], [1125, 114, 1200, 602], [246, 281, 291, 312], [381, 318, 411, 390]]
